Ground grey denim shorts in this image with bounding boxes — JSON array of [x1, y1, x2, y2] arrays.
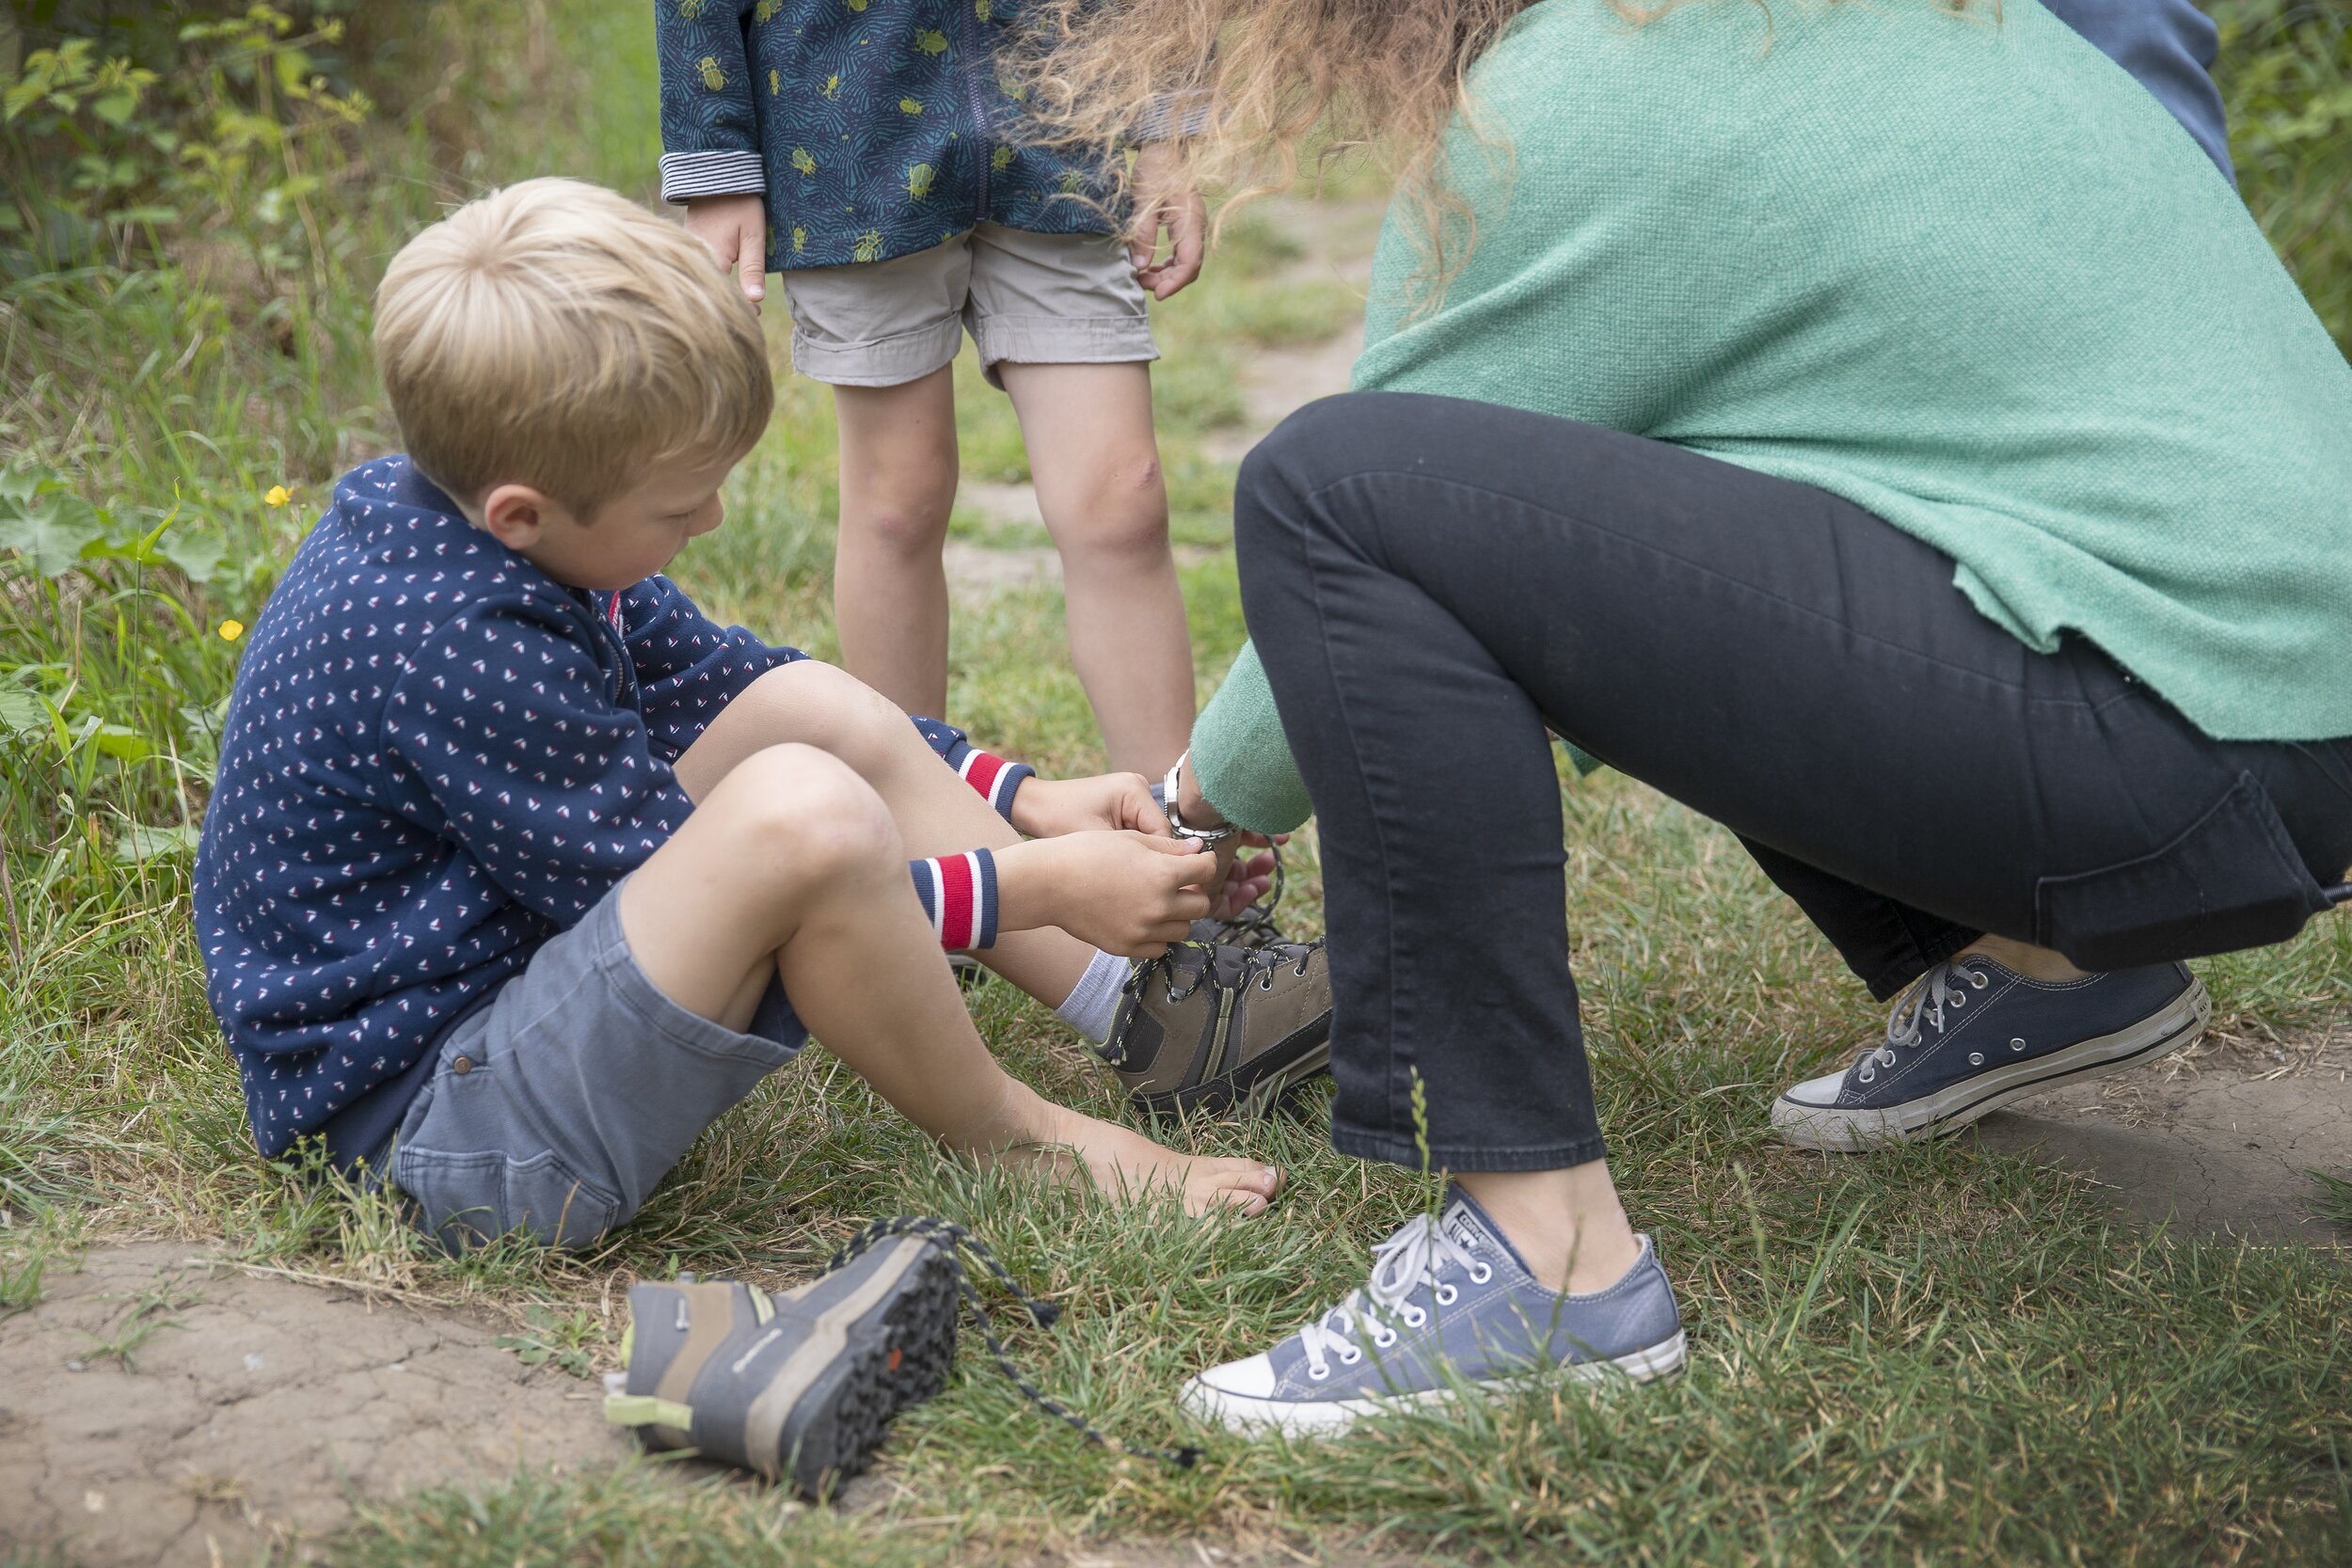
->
[[783, 222, 1156, 389], [389, 883, 807, 1253]]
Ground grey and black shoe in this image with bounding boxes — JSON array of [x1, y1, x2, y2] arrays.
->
[[603, 1234, 959, 1497], [1772, 957, 2211, 1151], [1104, 938, 1333, 1117]]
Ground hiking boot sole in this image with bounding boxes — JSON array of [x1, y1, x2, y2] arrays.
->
[[1772, 975, 2211, 1152], [1133, 1030, 1332, 1120], [773, 1238, 961, 1497]]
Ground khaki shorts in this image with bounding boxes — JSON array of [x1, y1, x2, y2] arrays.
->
[[782, 224, 1157, 389]]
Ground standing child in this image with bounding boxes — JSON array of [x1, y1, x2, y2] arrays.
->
[[656, 0, 1204, 775]]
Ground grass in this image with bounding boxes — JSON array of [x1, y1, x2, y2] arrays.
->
[[2, 1, 2350, 1564]]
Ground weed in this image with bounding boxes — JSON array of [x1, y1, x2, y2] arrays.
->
[[2309, 1169, 2352, 1229], [76, 1270, 201, 1372], [496, 1304, 607, 1380]]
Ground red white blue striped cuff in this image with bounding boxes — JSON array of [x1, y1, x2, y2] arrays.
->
[[910, 848, 999, 950], [956, 749, 1033, 821]]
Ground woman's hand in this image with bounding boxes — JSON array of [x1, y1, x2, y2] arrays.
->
[[1010, 772, 1169, 838], [1173, 757, 1288, 922], [1129, 142, 1206, 300], [684, 194, 767, 308]]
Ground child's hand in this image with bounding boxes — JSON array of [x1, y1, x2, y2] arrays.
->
[[1129, 143, 1206, 300], [684, 194, 768, 309], [1010, 771, 1168, 839], [997, 832, 1213, 958]]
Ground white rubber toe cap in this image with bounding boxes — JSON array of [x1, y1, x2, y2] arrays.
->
[[1190, 1350, 1279, 1400], [1774, 1067, 1849, 1112]]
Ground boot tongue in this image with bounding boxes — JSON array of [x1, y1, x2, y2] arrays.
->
[[1438, 1185, 1534, 1280]]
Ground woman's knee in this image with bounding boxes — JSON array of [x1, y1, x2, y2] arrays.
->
[[1235, 393, 1400, 556]]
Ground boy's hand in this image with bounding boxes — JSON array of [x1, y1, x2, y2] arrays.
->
[[1129, 142, 1205, 300], [1010, 771, 1168, 839], [996, 832, 1213, 958], [684, 194, 768, 309]]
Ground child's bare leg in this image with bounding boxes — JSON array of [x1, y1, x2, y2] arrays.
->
[[833, 366, 960, 720], [617, 743, 1278, 1214], [675, 660, 1119, 1005], [998, 361, 1195, 775]]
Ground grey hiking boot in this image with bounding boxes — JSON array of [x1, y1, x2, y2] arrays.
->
[[603, 1234, 959, 1497], [1104, 939, 1333, 1116], [1182, 1185, 1687, 1437], [1772, 958, 2210, 1151]]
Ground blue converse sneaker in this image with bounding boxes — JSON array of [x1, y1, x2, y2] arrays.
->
[[1772, 957, 2210, 1151], [1181, 1186, 1686, 1437]]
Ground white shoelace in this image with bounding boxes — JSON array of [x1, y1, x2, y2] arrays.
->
[[1295, 1214, 1492, 1381], [1855, 958, 1993, 1083]]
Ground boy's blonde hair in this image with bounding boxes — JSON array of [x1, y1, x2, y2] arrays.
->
[[373, 178, 771, 517]]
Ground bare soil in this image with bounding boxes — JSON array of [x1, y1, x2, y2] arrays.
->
[[0, 1243, 627, 1566], [1975, 1022, 2352, 1244]]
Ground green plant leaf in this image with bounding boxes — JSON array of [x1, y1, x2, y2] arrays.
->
[[0, 496, 105, 578], [114, 822, 201, 863], [159, 531, 227, 584], [0, 689, 48, 736], [90, 722, 151, 763]]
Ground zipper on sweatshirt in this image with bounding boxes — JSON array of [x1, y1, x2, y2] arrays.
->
[[960, 0, 993, 223]]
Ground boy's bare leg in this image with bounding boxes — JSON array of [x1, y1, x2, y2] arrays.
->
[[833, 366, 960, 721], [998, 361, 1195, 775], [675, 659, 1144, 1004], [617, 743, 1279, 1214]]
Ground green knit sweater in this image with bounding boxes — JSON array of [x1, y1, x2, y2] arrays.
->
[[1191, 0, 2352, 835]]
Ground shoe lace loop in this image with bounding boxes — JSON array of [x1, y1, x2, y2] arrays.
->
[[1295, 1214, 1480, 1379], [830, 1215, 1202, 1469], [1868, 958, 1993, 1071]]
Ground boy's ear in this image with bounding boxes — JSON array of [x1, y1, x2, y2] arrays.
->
[[476, 482, 559, 551]]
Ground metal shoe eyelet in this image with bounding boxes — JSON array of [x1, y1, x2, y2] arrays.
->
[[1339, 1346, 1361, 1366], [1948, 992, 1965, 1007], [1292, 959, 1311, 977], [1308, 1363, 1331, 1381], [1258, 973, 1276, 990], [1469, 1264, 1493, 1285], [1968, 1052, 1984, 1066], [1434, 1283, 1459, 1306], [1372, 1328, 1397, 1349], [2010, 1037, 2026, 1053], [1402, 1306, 1427, 1329], [1878, 1048, 1897, 1067], [1165, 987, 1184, 1005], [1969, 971, 1989, 989], [1858, 1069, 1876, 1084]]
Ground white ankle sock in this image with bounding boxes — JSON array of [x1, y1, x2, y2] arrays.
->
[[1053, 949, 1129, 1044]]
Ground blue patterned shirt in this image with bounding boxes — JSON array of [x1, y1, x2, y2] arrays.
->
[[655, 0, 1128, 270], [194, 456, 1026, 1164]]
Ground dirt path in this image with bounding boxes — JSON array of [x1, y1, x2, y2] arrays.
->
[[0, 1243, 628, 1566], [1976, 1020, 2352, 1243]]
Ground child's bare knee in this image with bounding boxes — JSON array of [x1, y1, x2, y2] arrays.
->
[[716, 743, 900, 879], [1057, 459, 1170, 560]]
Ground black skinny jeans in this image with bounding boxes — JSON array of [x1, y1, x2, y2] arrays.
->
[[1237, 393, 2352, 1173]]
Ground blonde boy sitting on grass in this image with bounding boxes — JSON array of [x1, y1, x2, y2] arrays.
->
[[191, 179, 1280, 1249]]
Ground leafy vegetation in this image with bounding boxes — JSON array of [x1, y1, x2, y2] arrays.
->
[[1, 1, 2347, 1563]]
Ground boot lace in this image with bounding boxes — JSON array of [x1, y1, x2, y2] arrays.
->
[[1103, 937, 1324, 1069]]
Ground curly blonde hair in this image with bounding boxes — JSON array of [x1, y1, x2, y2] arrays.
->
[[1011, 0, 1990, 299]]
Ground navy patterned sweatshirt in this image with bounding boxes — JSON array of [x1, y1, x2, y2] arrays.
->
[[655, 0, 1190, 271], [194, 456, 1031, 1165]]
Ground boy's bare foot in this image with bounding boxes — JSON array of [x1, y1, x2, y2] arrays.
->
[[971, 1090, 1282, 1217]]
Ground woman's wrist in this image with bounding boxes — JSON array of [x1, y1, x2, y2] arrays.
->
[[1173, 753, 1232, 832]]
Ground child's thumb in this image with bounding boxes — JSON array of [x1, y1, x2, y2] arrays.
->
[[1135, 831, 1207, 859]]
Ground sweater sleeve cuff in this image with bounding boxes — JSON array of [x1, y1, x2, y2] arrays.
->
[[1189, 641, 1315, 835], [910, 848, 999, 950], [1130, 89, 1213, 144], [659, 150, 769, 204]]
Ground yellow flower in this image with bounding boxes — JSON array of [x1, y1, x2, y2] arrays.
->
[[264, 484, 291, 508], [218, 619, 246, 642]]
